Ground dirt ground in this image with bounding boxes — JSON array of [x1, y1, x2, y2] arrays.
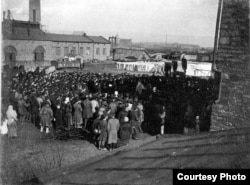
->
[[47, 127, 250, 185], [0, 119, 152, 185], [0, 121, 106, 184]]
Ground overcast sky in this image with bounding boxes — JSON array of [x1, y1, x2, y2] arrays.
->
[[2, 0, 219, 47]]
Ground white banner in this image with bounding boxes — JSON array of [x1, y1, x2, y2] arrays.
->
[[116, 62, 165, 75]]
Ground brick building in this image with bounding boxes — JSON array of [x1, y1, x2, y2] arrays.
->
[[2, 0, 110, 68], [212, 0, 250, 129]]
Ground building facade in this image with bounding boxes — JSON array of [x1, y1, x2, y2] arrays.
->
[[2, 0, 111, 68]]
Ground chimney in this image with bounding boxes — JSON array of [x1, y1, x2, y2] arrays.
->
[[29, 0, 41, 23], [7, 10, 11, 20], [3, 11, 5, 20]]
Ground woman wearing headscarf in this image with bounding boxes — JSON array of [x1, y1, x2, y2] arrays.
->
[[6, 105, 18, 138], [40, 101, 53, 134]]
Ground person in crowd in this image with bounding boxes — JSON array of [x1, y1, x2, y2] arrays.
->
[[92, 114, 101, 146], [6, 105, 18, 138], [195, 116, 200, 134], [9, 90, 19, 115], [137, 101, 144, 133], [73, 99, 83, 128], [172, 60, 178, 76], [91, 95, 99, 114], [159, 105, 166, 135], [107, 113, 120, 150], [183, 101, 195, 134], [54, 103, 63, 132], [165, 62, 172, 77], [109, 98, 118, 115], [82, 95, 93, 130], [29, 92, 40, 128], [181, 55, 187, 74], [119, 116, 131, 146], [64, 97, 73, 130], [118, 106, 128, 123], [129, 104, 140, 140], [18, 94, 30, 123], [39, 101, 53, 134], [97, 114, 108, 150]]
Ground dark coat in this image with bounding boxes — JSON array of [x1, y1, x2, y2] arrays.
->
[[82, 99, 93, 118], [120, 121, 131, 142], [97, 120, 108, 141], [55, 107, 63, 129]]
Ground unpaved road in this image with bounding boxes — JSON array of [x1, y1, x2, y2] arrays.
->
[[45, 127, 250, 185]]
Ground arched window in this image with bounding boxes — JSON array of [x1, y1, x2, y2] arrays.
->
[[34, 46, 45, 61], [5, 46, 17, 62]]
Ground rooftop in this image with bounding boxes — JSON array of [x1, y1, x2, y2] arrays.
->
[[2, 20, 110, 44]]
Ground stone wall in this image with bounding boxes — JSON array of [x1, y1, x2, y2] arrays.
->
[[211, 0, 250, 130], [2, 40, 111, 65]]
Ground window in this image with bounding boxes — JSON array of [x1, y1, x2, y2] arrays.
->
[[86, 47, 90, 55], [34, 46, 45, 61], [80, 47, 84, 55], [5, 46, 17, 62], [64, 47, 69, 55], [103, 48, 106, 55], [35, 53, 44, 61], [33, 9, 36, 22], [96, 48, 100, 55], [72, 47, 76, 55], [56, 47, 61, 56]]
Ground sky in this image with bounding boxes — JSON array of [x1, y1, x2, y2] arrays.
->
[[2, 0, 219, 47]]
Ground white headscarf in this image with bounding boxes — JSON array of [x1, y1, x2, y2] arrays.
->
[[6, 105, 17, 121]]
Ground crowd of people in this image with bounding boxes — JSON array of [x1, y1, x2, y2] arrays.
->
[[1, 64, 217, 149]]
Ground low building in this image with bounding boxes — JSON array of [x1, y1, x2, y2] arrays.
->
[[113, 48, 150, 62], [2, 19, 110, 68]]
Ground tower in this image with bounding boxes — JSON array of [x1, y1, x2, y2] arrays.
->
[[29, 0, 41, 23]]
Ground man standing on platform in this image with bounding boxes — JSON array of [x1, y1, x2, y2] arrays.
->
[[181, 54, 187, 75]]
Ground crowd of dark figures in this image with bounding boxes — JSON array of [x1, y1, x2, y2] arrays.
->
[[1, 61, 218, 150]]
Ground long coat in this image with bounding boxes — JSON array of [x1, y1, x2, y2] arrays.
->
[[40, 105, 53, 127], [82, 99, 93, 119], [120, 121, 131, 142], [73, 101, 83, 125], [18, 99, 29, 115], [97, 120, 108, 141], [64, 102, 73, 126], [107, 118, 120, 144], [55, 107, 63, 129]]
